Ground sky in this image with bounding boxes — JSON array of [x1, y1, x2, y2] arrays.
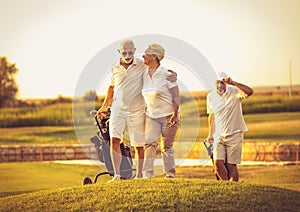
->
[[0, 0, 299, 98]]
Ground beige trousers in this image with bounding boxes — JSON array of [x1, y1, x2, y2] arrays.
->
[[143, 115, 178, 178]]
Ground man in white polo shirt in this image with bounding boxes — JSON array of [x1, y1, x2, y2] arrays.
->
[[206, 72, 253, 182], [98, 39, 176, 181]]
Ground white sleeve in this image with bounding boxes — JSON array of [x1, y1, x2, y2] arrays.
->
[[206, 94, 213, 114]]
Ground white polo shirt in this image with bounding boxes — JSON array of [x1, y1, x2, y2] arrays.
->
[[207, 86, 248, 137], [142, 65, 178, 118], [110, 58, 146, 111]]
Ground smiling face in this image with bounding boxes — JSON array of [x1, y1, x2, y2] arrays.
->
[[142, 53, 157, 66], [118, 41, 136, 64], [215, 80, 226, 95]]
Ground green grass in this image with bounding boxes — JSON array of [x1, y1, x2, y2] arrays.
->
[[243, 111, 300, 123], [199, 112, 300, 142], [193, 92, 300, 115], [0, 103, 74, 127], [242, 94, 300, 114], [186, 112, 300, 143], [0, 126, 79, 145], [0, 92, 299, 211], [1, 180, 299, 211], [0, 163, 299, 211], [1, 91, 300, 128], [245, 120, 300, 140], [0, 90, 299, 145], [243, 112, 300, 141], [0, 163, 100, 197], [176, 165, 300, 192], [0, 112, 299, 145]]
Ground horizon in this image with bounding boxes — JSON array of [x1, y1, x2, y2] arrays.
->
[[17, 84, 300, 100]]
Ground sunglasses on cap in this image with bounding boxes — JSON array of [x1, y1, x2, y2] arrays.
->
[[121, 50, 134, 57]]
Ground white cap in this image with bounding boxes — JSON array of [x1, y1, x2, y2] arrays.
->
[[217, 72, 228, 81]]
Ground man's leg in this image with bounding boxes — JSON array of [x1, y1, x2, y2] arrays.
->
[[214, 159, 229, 180], [127, 108, 146, 178], [227, 163, 239, 182], [134, 146, 144, 178], [226, 132, 243, 182], [108, 108, 127, 181], [213, 137, 228, 180], [110, 137, 122, 181]]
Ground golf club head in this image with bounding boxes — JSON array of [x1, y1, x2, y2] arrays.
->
[[203, 140, 213, 158], [90, 110, 97, 116]]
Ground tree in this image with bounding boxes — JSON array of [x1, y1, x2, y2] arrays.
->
[[83, 90, 98, 102], [0, 57, 19, 107]]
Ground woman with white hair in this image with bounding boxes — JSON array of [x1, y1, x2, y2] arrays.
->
[[142, 43, 180, 178]]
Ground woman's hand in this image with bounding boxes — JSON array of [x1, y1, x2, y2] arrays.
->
[[167, 113, 179, 127]]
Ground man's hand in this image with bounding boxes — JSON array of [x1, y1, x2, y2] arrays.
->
[[223, 77, 235, 85], [223, 77, 254, 97], [97, 85, 114, 118], [97, 106, 108, 118], [206, 136, 214, 143], [166, 70, 177, 83]]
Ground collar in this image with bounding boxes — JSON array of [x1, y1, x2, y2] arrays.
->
[[148, 65, 164, 75], [156, 65, 164, 73]]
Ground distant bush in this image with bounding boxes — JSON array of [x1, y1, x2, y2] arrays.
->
[[192, 90, 300, 116], [243, 94, 300, 114], [1, 89, 300, 127], [0, 103, 73, 127]]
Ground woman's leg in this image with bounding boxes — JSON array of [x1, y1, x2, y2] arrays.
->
[[161, 116, 178, 178], [143, 116, 160, 178]]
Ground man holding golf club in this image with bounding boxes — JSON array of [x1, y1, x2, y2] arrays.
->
[[206, 72, 253, 182]]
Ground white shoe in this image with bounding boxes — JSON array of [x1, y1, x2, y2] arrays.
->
[[133, 176, 143, 180], [108, 174, 121, 182], [164, 175, 175, 179]]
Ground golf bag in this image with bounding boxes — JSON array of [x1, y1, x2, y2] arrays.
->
[[83, 109, 134, 185]]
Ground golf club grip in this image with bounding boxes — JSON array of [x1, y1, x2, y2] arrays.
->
[[94, 114, 107, 138]]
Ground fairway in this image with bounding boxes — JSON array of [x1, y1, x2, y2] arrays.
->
[[0, 112, 299, 145], [0, 162, 299, 198], [0, 126, 78, 145]]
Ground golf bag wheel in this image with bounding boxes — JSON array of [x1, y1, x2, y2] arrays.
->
[[83, 177, 93, 185]]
